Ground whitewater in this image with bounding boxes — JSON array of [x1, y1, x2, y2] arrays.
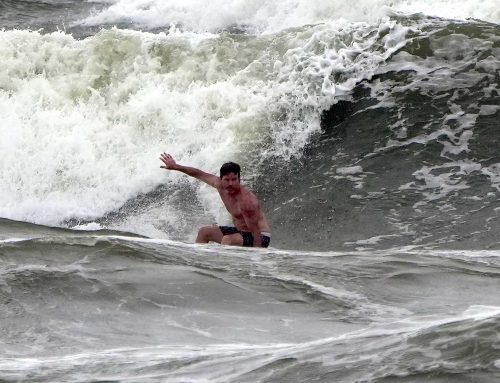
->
[[1, 0, 500, 382]]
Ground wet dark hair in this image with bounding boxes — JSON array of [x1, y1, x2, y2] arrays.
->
[[220, 162, 241, 179]]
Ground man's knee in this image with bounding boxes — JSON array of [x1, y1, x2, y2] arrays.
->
[[197, 226, 212, 238], [196, 226, 222, 243]]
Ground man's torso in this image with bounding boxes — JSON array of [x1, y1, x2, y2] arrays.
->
[[217, 187, 270, 232]]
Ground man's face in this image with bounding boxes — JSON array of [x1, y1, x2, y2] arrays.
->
[[221, 172, 240, 195]]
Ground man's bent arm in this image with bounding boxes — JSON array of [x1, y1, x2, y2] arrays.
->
[[160, 153, 220, 188]]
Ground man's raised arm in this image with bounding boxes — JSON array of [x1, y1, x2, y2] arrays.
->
[[160, 153, 220, 188]]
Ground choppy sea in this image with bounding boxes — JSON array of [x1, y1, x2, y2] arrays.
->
[[1, 0, 500, 381]]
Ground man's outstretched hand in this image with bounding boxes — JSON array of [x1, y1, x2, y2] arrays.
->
[[160, 153, 177, 170]]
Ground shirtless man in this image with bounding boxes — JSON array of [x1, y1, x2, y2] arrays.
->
[[160, 153, 271, 248]]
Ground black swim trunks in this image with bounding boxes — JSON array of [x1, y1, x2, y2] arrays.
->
[[219, 226, 271, 248]]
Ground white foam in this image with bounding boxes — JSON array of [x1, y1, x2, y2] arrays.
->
[[333, 165, 368, 189], [336, 166, 363, 175], [72, 222, 103, 231], [80, 0, 392, 34], [479, 105, 500, 116], [399, 161, 482, 207], [0, 238, 30, 244], [481, 163, 500, 192], [346, 235, 401, 246], [391, 0, 500, 24], [0, 29, 248, 226], [80, 0, 500, 34]]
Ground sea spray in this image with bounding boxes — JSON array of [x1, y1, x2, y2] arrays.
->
[[79, 0, 500, 33]]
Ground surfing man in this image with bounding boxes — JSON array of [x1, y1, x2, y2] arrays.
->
[[160, 153, 272, 248]]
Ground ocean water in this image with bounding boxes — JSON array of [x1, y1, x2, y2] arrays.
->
[[1, 0, 500, 381]]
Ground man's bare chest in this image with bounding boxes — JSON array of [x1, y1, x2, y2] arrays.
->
[[220, 195, 243, 218]]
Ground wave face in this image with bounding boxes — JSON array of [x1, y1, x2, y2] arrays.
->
[[1, 0, 499, 250], [1, 221, 500, 382]]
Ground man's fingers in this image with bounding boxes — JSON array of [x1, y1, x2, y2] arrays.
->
[[160, 153, 174, 170]]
